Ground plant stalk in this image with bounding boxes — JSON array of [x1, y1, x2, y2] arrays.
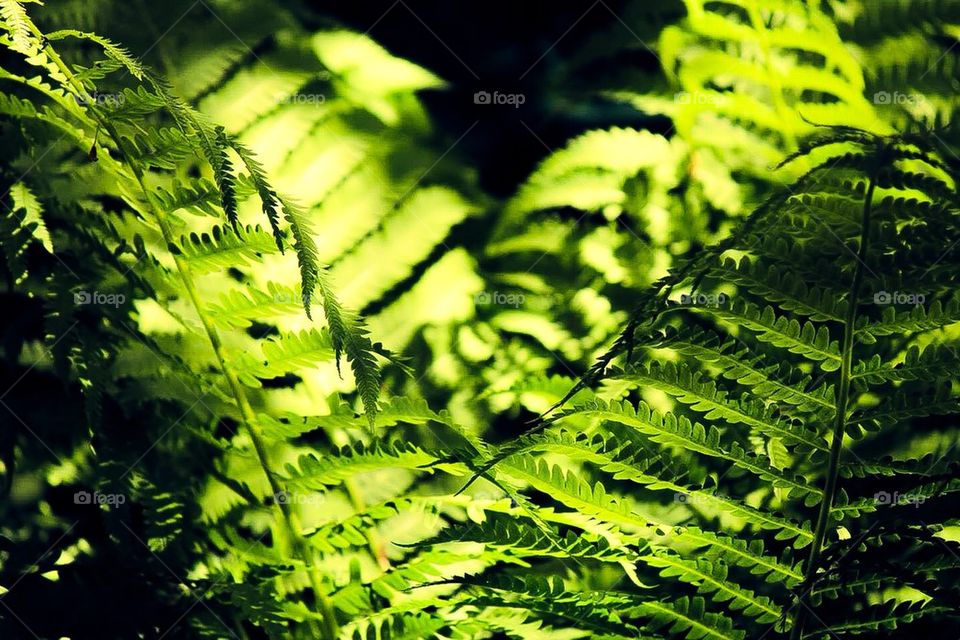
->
[[790, 172, 877, 639], [29, 25, 339, 640]]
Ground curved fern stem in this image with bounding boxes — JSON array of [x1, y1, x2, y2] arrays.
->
[[790, 169, 878, 639], [28, 25, 339, 640], [123, 135, 340, 640]]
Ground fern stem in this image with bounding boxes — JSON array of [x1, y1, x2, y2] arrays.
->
[[127, 141, 339, 640], [791, 172, 877, 639], [28, 26, 340, 640], [170, 240, 338, 638]]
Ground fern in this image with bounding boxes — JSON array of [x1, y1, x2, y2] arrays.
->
[[3, 1, 960, 639], [452, 130, 960, 639]]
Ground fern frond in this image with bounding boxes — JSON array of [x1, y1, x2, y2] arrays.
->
[[824, 600, 952, 634], [172, 224, 278, 273], [429, 512, 637, 564], [852, 344, 960, 384], [207, 125, 240, 229], [521, 427, 814, 545], [653, 327, 835, 416], [635, 595, 744, 640], [611, 361, 828, 451], [229, 328, 334, 387], [451, 574, 650, 634], [45, 28, 145, 79], [121, 128, 193, 170], [8, 181, 52, 252], [858, 297, 960, 338], [643, 552, 782, 624], [278, 197, 318, 314], [154, 178, 222, 217], [206, 281, 305, 329], [699, 300, 842, 370], [842, 0, 960, 42], [0, 190, 47, 284], [285, 441, 464, 490], [0, 0, 40, 54], [314, 279, 381, 427], [327, 186, 476, 310], [558, 399, 820, 502], [710, 255, 847, 322], [671, 527, 803, 585], [499, 455, 655, 533], [229, 138, 284, 250], [848, 382, 958, 430]]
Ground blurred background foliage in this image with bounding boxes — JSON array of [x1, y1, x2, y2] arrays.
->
[[2, 0, 960, 638]]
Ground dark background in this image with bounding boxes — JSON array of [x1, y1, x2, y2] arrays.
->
[[299, 0, 678, 195]]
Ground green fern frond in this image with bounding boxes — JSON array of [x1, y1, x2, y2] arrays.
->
[[45, 28, 144, 79], [229, 328, 334, 386], [0, 191, 47, 283], [314, 279, 382, 427], [0, 0, 40, 54], [710, 255, 847, 322], [611, 361, 828, 451], [229, 138, 284, 250], [207, 125, 240, 229], [278, 197, 319, 314], [558, 399, 820, 502], [671, 527, 803, 585], [453, 575, 648, 638], [206, 281, 306, 328], [429, 512, 637, 564], [172, 223, 278, 273], [700, 300, 843, 370], [858, 296, 960, 338], [824, 600, 951, 634], [841, 0, 960, 42], [285, 441, 463, 489], [653, 327, 835, 415], [643, 552, 782, 624], [154, 178, 222, 217], [848, 382, 958, 430], [852, 344, 960, 384], [121, 128, 193, 170], [8, 181, 52, 252], [527, 428, 813, 545], [327, 186, 476, 310], [499, 455, 656, 533], [635, 595, 744, 640]]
